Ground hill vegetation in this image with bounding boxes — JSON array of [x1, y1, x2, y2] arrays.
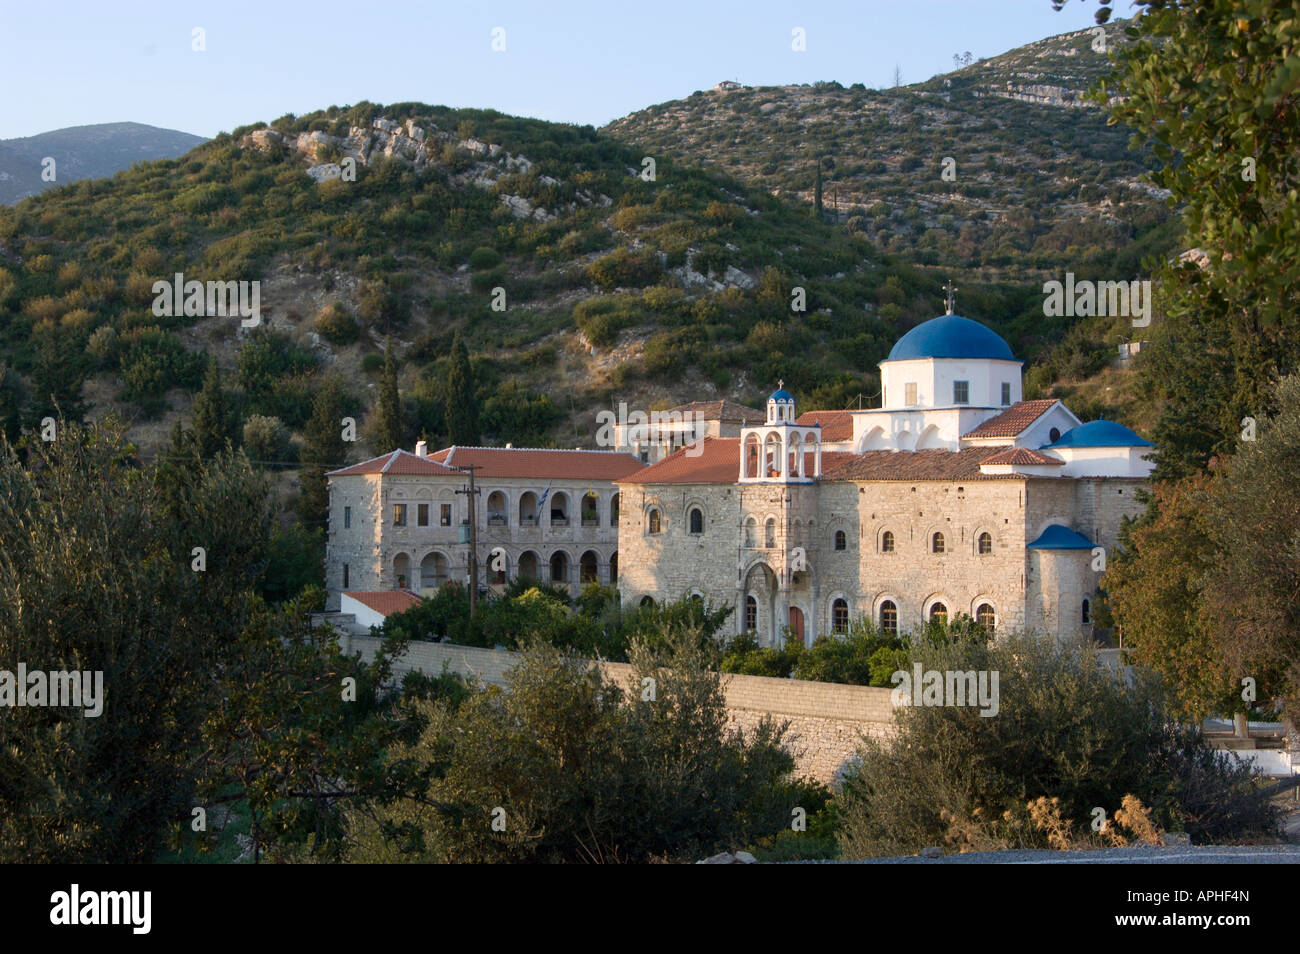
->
[[0, 96, 1123, 473]]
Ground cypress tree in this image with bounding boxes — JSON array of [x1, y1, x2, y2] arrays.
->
[[298, 376, 353, 529], [372, 338, 404, 452], [444, 332, 479, 446], [190, 360, 237, 458]]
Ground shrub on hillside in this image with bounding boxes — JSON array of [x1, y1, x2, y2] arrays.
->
[[314, 303, 360, 345], [242, 414, 294, 466]]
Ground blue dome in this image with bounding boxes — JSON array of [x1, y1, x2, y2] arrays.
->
[[1045, 420, 1153, 449], [885, 315, 1016, 362], [769, 388, 794, 403], [1027, 525, 1096, 550]]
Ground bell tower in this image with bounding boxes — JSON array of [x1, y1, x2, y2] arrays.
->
[[738, 382, 823, 482]]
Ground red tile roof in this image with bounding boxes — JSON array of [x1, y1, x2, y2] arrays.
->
[[327, 450, 461, 477], [980, 446, 1063, 466], [429, 446, 644, 480], [796, 410, 854, 442], [667, 400, 765, 424], [962, 400, 1060, 439], [617, 437, 741, 484], [344, 590, 422, 616], [824, 447, 1027, 481]]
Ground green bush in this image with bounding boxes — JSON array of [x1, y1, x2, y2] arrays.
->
[[242, 414, 294, 465], [314, 303, 360, 345], [836, 633, 1282, 859], [468, 246, 502, 270], [345, 635, 800, 863]]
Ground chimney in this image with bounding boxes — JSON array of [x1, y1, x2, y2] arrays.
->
[[415, 440, 428, 458], [505, 442, 513, 449]]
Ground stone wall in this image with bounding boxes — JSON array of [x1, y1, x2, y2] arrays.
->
[[338, 634, 896, 783]]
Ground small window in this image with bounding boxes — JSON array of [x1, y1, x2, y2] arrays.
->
[[1049, 427, 1061, 443], [832, 598, 849, 634], [648, 509, 662, 534], [343, 506, 351, 530], [745, 595, 758, 632], [932, 532, 945, 554], [689, 507, 704, 534], [930, 602, 948, 626], [393, 504, 407, 527], [1082, 598, 1092, 625], [976, 603, 996, 630], [440, 504, 452, 526], [905, 382, 918, 406], [880, 600, 897, 633], [640, 596, 656, 609], [417, 503, 429, 527], [882, 530, 895, 553], [744, 517, 757, 547], [764, 518, 776, 549], [1001, 382, 1011, 406], [342, 564, 349, 589], [977, 532, 992, 555], [834, 530, 847, 551], [953, 380, 969, 404]]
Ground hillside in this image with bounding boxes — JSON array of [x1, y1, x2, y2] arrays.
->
[[0, 122, 208, 205], [0, 100, 1106, 463], [603, 20, 1179, 283]]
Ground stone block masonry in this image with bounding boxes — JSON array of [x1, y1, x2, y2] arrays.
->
[[338, 634, 896, 784]]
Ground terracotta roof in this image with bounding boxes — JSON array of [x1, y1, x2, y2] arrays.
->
[[667, 400, 765, 425], [327, 450, 461, 477], [980, 447, 1063, 466], [962, 400, 1060, 439], [796, 410, 854, 442], [824, 447, 1027, 481], [343, 590, 422, 616], [429, 446, 644, 480], [617, 437, 741, 484]]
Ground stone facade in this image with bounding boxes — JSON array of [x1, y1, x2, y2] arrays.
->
[[325, 446, 642, 610], [615, 314, 1155, 646]]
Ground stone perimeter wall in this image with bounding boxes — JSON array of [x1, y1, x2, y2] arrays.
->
[[339, 634, 896, 784]]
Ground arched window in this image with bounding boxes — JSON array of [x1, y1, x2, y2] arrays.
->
[[744, 435, 760, 479], [764, 517, 776, 549], [647, 508, 662, 534], [932, 532, 945, 554], [610, 492, 620, 526], [881, 530, 895, 553], [744, 517, 757, 547], [640, 596, 656, 609], [880, 600, 897, 633], [929, 602, 948, 626], [832, 598, 849, 633], [834, 530, 847, 551], [977, 532, 992, 555], [1049, 427, 1061, 443], [745, 595, 758, 632], [688, 507, 704, 534], [1082, 598, 1092, 624], [976, 603, 996, 630]]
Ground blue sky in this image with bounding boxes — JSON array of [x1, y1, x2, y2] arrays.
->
[[0, 0, 1110, 140]]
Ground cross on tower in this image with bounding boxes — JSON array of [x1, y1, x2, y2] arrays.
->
[[777, 379, 784, 390], [943, 280, 957, 315]]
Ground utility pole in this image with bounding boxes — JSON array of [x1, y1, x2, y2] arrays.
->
[[455, 464, 482, 617]]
